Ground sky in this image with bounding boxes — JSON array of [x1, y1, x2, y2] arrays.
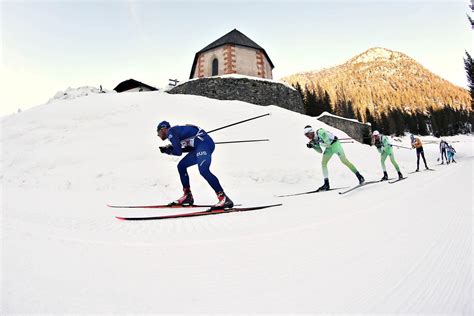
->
[[0, 0, 472, 116]]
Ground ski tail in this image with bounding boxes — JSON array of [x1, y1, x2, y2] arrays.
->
[[109, 204, 218, 209], [276, 187, 348, 197], [338, 180, 380, 195], [389, 177, 407, 184], [116, 204, 282, 221]]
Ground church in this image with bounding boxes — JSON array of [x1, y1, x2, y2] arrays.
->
[[169, 28, 304, 114], [189, 29, 274, 79]]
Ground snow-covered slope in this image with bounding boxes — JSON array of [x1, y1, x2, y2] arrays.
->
[[1, 91, 472, 313], [48, 86, 115, 103]]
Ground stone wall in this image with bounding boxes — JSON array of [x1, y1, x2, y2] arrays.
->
[[168, 77, 305, 113], [317, 113, 372, 144]]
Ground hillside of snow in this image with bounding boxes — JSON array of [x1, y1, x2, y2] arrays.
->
[[1, 91, 472, 313], [48, 86, 115, 103]]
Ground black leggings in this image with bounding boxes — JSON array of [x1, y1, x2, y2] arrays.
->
[[417, 148, 428, 169], [441, 149, 448, 163]]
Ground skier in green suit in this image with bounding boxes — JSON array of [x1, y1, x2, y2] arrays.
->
[[304, 125, 365, 191], [371, 130, 404, 181]]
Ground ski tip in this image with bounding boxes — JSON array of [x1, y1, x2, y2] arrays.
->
[[115, 216, 126, 221]]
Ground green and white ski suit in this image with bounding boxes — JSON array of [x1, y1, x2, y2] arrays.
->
[[308, 128, 359, 178], [375, 135, 400, 172]]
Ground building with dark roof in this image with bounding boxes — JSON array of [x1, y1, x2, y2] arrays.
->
[[113, 79, 158, 93], [189, 29, 274, 79]]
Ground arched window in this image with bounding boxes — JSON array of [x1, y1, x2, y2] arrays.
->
[[212, 58, 219, 76]]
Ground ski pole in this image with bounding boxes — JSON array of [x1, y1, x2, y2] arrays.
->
[[207, 113, 270, 134], [215, 139, 269, 145], [392, 144, 412, 150], [173, 113, 271, 146], [339, 141, 354, 144]]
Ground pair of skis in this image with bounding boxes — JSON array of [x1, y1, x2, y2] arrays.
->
[[275, 187, 348, 197], [338, 177, 407, 194], [408, 168, 435, 174], [110, 203, 282, 221], [278, 177, 407, 197], [112, 174, 412, 219]]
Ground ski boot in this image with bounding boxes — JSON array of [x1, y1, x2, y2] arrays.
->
[[380, 171, 388, 181], [210, 192, 234, 210], [355, 172, 365, 185], [397, 171, 404, 180], [316, 178, 330, 192], [169, 188, 194, 206]]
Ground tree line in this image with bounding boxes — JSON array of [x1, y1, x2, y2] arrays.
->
[[293, 82, 473, 137]]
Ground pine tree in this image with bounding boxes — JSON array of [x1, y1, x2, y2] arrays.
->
[[323, 91, 332, 114], [355, 108, 363, 122], [365, 108, 379, 132], [416, 113, 429, 135], [313, 89, 326, 116], [379, 113, 390, 134], [293, 82, 304, 102], [464, 51, 474, 110], [305, 89, 318, 116], [384, 109, 402, 135], [406, 111, 418, 134], [346, 100, 356, 119]]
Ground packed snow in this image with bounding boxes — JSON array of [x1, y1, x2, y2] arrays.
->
[[48, 86, 115, 103], [1, 90, 472, 313]]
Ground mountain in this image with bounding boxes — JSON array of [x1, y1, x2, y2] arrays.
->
[[282, 47, 471, 117]]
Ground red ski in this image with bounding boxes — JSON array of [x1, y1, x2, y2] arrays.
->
[[107, 203, 214, 209], [115, 204, 282, 221]]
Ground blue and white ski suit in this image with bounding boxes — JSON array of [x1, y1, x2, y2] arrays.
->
[[164, 125, 223, 193]]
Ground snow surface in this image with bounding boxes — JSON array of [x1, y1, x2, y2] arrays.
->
[[1, 90, 473, 313], [48, 86, 115, 103]]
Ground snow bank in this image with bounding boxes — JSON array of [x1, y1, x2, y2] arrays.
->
[[1, 91, 472, 313], [48, 86, 115, 103]]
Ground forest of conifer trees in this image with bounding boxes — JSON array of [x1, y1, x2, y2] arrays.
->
[[293, 82, 473, 137]]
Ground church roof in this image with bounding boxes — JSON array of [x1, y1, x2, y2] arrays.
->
[[190, 29, 274, 78], [198, 29, 264, 54], [113, 79, 158, 92]]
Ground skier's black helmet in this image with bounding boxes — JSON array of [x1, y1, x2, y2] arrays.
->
[[157, 121, 170, 131]]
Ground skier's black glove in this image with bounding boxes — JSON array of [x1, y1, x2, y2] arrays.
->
[[159, 145, 173, 154], [181, 146, 192, 153], [306, 142, 313, 148]]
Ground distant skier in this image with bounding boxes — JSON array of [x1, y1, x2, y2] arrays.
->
[[372, 130, 404, 180], [446, 145, 457, 164], [304, 125, 365, 191], [410, 134, 429, 171], [439, 139, 449, 164], [157, 121, 233, 210]]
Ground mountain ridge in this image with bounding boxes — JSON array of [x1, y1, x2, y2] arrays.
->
[[282, 47, 471, 116]]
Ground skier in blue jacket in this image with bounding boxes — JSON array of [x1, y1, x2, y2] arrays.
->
[[157, 121, 233, 210]]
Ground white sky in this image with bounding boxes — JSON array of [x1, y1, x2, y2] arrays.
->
[[1, 0, 472, 116]]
